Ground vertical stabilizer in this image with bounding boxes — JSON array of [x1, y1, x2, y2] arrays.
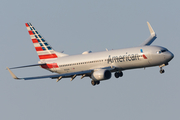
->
[[25, 23, 68, 60]]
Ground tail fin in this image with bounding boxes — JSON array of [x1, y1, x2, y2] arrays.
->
[[25, 23, 68, 60]]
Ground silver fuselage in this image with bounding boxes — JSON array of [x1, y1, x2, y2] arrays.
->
[[42, 45, 174, 74]]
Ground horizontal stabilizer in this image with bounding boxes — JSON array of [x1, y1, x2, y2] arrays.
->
[[140, 22, 157, 46], [9, 63, 46, 69]]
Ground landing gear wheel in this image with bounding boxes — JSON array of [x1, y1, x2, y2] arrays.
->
[[96, 81, 100, 85], [119, 72, 123, 77], [91, 80, 96, 86], [114, 72, 123, 78], [160, 69, 165, 74], [115, 72, 120, 78], [91, 80, 100, 86]]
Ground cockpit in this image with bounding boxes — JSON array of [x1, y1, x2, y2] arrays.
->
[[157, 49, 168, 54]]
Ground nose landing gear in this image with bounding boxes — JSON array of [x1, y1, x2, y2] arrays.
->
[[159, 64, 166, 74], [160, 68, 165, 74]]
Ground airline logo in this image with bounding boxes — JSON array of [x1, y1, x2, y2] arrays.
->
[[107, 54, 140, 63], [25, 23, 58, 60], [140, 49, 147, 59], [107, 49, 148, 64]]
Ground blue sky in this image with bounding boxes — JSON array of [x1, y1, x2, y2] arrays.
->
[[1, 0, 179, 120]]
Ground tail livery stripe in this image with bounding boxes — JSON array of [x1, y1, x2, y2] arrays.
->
[[32, 39, 39, 43], [39, 54, 58, 59], [35, 47, 44, 51], [28, 31, 34, 35], [41, 63, 59, 69], [25, 23, 58, 60]]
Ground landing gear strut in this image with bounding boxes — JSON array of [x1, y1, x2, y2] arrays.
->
[[114, 71, 123, 78], [159, 64, 166, 74], [91, 80, 100, 86]]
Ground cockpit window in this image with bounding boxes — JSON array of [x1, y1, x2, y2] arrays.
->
[[157, 49, 168, 54], [157, 51, 161, 54], [161, 49, 167, 52]]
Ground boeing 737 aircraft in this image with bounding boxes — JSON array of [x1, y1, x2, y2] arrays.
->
[[7, 22, 174, 86]]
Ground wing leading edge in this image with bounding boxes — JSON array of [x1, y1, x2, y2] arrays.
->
[[140, 22, 157, 46]]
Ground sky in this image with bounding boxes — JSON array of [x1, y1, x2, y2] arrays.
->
[[1, 0, 179, 120]]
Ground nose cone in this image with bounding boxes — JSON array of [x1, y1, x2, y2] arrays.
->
[[166, 51, 174, 62]]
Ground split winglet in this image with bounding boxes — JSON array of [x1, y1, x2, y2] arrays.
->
[[140, 22, 157, 46], [6, 67, 20, 79]]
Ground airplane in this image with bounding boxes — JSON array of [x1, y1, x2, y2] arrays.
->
[[7, 22, 174, 86]]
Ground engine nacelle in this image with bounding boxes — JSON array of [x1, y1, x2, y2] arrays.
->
[[91, 69, 111, 81]]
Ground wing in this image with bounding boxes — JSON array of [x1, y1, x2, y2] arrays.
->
[[7, 66, 116, 82], [6, 67, 93, 81], [140, 22, 157, 46]]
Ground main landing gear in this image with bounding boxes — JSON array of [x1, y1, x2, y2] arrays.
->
[[91, 80, 100, 86], [114, 71, 123, 78]]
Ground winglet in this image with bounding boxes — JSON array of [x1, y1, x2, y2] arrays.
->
[[147, 21, 156, 36], [140, 22, 157, 46], [6, 67, 20, 79]]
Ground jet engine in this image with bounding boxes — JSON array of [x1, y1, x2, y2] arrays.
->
[[91, 69, 111, 81]]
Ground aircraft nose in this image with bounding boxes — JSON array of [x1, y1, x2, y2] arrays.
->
[[167, 51, 174, 61]]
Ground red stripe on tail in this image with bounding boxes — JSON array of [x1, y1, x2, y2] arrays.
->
[[28, 31, 34, 35], [25, 23, 29, 27], [41, 63, 59, 69], [35, 47, 44, 51], [32, 39, 39, 43], [39, 54, 58, 59]]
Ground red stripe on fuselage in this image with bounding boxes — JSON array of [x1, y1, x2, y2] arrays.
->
[[41, 63, 59, 69], [39, 54, 58, 59]]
